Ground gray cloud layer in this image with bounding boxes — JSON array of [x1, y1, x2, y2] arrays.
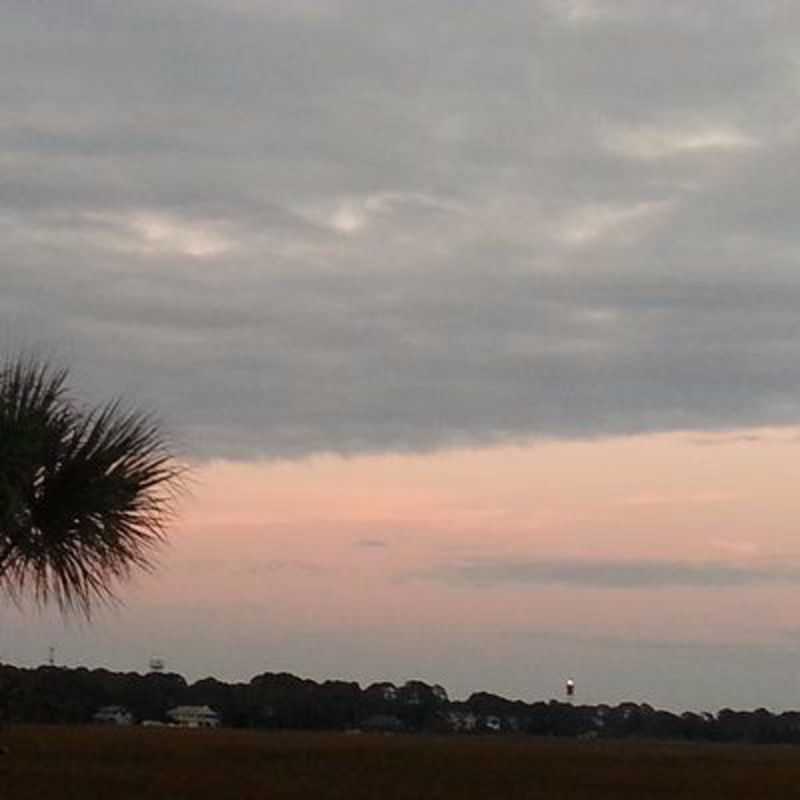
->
[[4, 1, 800, 458], [420, 558, 800, 589]]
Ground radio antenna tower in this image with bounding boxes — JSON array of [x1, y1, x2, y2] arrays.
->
[[149, 657, 165, 673]]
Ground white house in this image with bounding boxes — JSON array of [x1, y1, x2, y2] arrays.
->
[[92, 705, 134, 726], [166, 705, 220, 728]]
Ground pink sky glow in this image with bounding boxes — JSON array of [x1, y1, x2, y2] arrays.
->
[[4, 427, 800, 710]]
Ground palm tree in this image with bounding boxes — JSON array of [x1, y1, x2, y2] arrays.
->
[[0, 355, 185, 615]]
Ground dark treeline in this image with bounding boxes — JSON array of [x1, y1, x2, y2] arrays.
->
[[2, 662, 800, 743]]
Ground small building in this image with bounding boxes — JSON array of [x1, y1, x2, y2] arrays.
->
[[166, 705, 220, 728], [93, 705, 134, 726]]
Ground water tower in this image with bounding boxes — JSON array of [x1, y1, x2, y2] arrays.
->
[[565, 678, 575, 701], [149, 657, 165, 673]]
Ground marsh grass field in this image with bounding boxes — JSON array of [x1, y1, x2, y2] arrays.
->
[[2, 725, 800, 799]]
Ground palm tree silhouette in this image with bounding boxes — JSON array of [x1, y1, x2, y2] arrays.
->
[[0, 355, 185, 615]]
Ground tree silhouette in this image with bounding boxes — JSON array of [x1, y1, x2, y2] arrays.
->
[[0, 355, 184, 615]]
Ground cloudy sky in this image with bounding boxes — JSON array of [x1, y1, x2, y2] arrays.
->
[[4, 0, 800, 710]]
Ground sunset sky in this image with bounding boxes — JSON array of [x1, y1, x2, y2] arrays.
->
[[4, 1, 800, 711]]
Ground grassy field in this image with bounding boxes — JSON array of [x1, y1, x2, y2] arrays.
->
[[2, 725, 800, 799]]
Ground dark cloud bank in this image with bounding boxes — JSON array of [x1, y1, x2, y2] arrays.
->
[[4, 1, 800, 459]]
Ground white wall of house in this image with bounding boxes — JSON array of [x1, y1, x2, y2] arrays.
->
[[166, 705, 220, 728], [93, 706, 134, 726]]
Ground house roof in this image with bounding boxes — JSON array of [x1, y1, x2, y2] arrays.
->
[[167, 705, 218, 716]]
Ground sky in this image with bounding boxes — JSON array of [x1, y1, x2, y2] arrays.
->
[[4, 0, 800, 711]]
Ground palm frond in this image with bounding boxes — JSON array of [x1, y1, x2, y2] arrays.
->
[[0, 355, 186, 615]]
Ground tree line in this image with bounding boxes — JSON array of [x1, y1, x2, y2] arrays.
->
[[2, 662, 800, 743]]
